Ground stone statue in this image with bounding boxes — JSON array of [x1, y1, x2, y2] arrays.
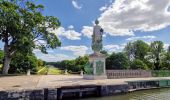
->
[[83, 19, 107, 80], [92, 19, 104, 54]]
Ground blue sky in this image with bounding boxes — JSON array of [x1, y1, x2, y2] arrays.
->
[[32, 0, 170, 62]]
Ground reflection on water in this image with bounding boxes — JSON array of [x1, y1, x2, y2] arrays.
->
[[80, 88, 170, 100]]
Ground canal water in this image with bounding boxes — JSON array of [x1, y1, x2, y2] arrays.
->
[[80, 88, 170, 100]]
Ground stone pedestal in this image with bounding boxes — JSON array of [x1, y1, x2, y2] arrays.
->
[[83, 53, 107, 80]]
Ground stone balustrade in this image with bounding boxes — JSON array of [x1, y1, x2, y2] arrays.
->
[[106, 70, 152, 79]]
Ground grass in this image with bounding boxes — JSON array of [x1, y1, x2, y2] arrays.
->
[[0, 64, 2, 72], [47, 67, 63, 75], [37, 66, 48, 75], [37, 66, 63, 75]]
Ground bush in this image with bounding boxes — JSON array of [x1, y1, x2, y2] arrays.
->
[[130, 59, 148, 70], [106, 52, 130, 69], [9, 53, 38, 74]]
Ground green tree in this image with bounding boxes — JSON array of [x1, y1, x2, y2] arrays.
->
[[0, 50, 4, 64], [75, 56, 89, 71], [124, 40, 150, 61], [37, 59, 44, 67], [130, 59, 148, 70], [9, 52, 38, 74], [148, 41, 164, 70], [0, 1, 61, 74], [106, 52, 129, 69], [124, 42, 134, 61], [161, 52, 170, 70], [66, 60, 76, 72]]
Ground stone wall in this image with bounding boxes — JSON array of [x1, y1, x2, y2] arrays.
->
[[0, 88, 58, 100], [107, 70, 152, 79], [100, 85, 129, 96]]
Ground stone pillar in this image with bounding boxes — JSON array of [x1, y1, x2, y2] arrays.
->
[[93, 60, 96, 75], [27, 69, 31, 76], [80, 70, 83, 76]]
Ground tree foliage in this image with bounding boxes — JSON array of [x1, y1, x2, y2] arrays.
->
[[9, 52, 38, 74], [130, 59, 148, 70], [106, 52, 129, 69], [0, 50, 4, 64], [124, 40, 150, 61], [148, 41, 164, 70], [47, 56, 89, 73], [0, 0, 61, 74], [161, 52, 170, 70]]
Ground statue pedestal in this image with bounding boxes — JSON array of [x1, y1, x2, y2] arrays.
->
[[83, 53, 107, 80]]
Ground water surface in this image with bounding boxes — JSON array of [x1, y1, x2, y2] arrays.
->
[[80, 88, 170, 100]]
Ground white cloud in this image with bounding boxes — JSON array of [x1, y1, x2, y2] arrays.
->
[[99, 0, 170, 36], [33, 49, 73, 62], [104, 44, 125, 53], [138, 42, 169, 50], [47, 50, 54, 53], [81, 26, 93, 38], [72, 0, 82, 9], [64, 30, 81, 40], [33, 49, 54, 53], [60, 45, 88, 56], [99, 6, 107, 12], [68, 25, 74, 29], [34, 40, 46, 46], [126, 35, 156, 41], [33, 49, 41, 53], [164, 43, 170, 50], [36, 53, 73, 62], [47, 26, 81, 40]]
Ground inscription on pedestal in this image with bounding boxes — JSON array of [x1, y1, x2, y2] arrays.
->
[[96, 60, 104, 75]]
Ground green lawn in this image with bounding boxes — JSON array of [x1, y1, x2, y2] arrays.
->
[[47, 67, 63, 75], [0, 64, 2, 71], [37, 66, 63, 75], [37, 66, 48, 75]]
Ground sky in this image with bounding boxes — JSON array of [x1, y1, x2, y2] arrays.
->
[[32, 0, 170, 62]]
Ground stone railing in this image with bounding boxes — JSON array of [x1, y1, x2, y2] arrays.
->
[[106, 70, 152, 79]]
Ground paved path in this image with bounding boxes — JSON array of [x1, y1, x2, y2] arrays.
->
[[1, 75, 170, 91]]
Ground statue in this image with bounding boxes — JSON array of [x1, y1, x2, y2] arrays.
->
[[92, 19, 104, 54], [83, 19, 107, 80]]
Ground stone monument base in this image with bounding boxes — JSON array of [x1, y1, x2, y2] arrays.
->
[[83, 52, 107, 80], [83, 74, 107, 80]]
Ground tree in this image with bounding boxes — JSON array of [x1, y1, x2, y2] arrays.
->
[[9, 52, 38, 74], [66, 60, 76, 72], [161, 52, 170, 70], [168, 46, 170, 52], [0, 1, 61, 74], [124, 42, 134, 61], [37, 59, 44, 67], [124, 40, 150, 61], [130, 59, 148, 70], [106, 52, 129, 69], [0, 50, 4, 64], [149, 41, 164, 70], [75, 56, 89, 71]]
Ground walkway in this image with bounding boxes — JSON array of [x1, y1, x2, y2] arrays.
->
[[1, 75, 170, 91]]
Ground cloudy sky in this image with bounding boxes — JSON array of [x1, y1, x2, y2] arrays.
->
[[33, 0, 170, 62]]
